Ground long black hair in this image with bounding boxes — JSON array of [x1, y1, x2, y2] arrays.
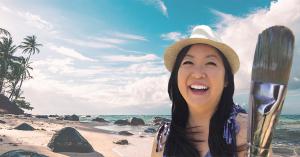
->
[[164, 44, 237, 157]]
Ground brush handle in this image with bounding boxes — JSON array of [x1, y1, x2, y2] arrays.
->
[[247, 82, 287, 157]]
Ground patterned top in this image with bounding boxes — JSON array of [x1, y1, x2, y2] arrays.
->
[[155, 104, 247, 157]]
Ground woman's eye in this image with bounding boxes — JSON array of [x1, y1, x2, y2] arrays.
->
[[182, 61, 193, 65], [206, 62, 217, 66]]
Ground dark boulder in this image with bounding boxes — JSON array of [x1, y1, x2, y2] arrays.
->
[[92, 117, 109, 123], [35, 115, 49, 119], [63, 114, 79, 121], [0, 149, 48, 157], [14, 123, 35, 131], [153, 117, 171, 125], [118, 131, 134, 136], [144, 128, 156, 133], [129, 117, 145, 126], [49, 115, 59, 118], [114, 119, 130, 125], [0, 119, 6, 124], [47, 127, 94, 153], [113, 139, 128, 145], [0, 94, 24, 115], [24, 113, 32, 117], [56, 116, 64, 120]]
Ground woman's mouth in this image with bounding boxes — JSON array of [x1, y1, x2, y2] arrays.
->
[[189, 84, 209, 95]]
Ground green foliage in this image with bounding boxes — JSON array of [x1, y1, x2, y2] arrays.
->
[[0, 28, 10, 37], [0, 28, 41, 111], [13, 98, 34, 110]]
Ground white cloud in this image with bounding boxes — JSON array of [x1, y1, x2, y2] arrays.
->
[[33, 58, 74, 74], [213, 0, 300, 90], [113, 32, 148, 41], [157, 0, 168, 17], [144, 0, 168, 17], [47, 43, 96, 62], [19, 12, 54, 31], [115, 47, 152, 54], [120, 62, 166, 75], [102, 54, 159, 62], [0, 6, 12, 13], [161, 32, 186, 41], [63, 32, 147, 50], [23, 57, 170, 114], [108, 75, 170, 106], [32, 58, 105, 77], [63, 38, 116, 49], [92, 37, 126, 44], [23, 74, 171, 114], [0, 3, 59, 45]]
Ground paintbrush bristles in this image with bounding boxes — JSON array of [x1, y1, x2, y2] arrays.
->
[[251, 25, 295, 84]]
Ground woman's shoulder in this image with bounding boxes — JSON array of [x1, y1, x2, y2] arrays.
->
[[233, 104, 247, 114], [151, 122, 171, 157], [156, 122, 171, 150], [234, 106, 248, 152], [223, 104, 247, 145]]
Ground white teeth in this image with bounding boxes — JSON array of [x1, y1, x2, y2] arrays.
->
[[190, 85, 208, 90]]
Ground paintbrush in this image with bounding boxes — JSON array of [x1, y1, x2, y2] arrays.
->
[[247, 26, 294, 157]]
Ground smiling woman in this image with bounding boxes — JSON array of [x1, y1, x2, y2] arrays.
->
[[151, 25, 248, 157]]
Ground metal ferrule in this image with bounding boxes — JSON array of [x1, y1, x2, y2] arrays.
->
[[247, 81, 287, 157]]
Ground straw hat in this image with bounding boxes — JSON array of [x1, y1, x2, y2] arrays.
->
[[164, 25, 240, 74]]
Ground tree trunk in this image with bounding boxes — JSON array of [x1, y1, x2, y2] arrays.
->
[[0, 60, 7, 94], [0, 80, 3, 94], [8, 77, 20, 100], [13, 74, 24, 101]]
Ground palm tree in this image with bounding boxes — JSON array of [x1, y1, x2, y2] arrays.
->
[[0, 37, 18, 93], [6, 60, 23, 99], [8, 57, 33, 101], [7, 57, 32, 101], [0, 29, 41, 111], [13, 97, 33, 110], [19, 35, 42, 61]]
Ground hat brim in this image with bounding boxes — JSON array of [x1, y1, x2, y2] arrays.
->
[[164, 38, 240, 74]]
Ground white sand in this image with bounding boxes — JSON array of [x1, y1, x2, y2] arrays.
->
[[0, 114, 154, 157]]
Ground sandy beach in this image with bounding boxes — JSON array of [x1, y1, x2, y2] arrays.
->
[[0, 114, 154, 157]]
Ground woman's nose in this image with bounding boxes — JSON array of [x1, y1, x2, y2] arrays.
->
[[190, 65, 206, 79]]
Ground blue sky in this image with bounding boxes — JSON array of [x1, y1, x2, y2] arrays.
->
[[0, 0, 299, 115]]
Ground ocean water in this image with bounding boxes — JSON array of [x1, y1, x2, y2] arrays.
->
[[80, 115, 300, 156], [272, 115, 300, 156], [80, 115, 171, 134]]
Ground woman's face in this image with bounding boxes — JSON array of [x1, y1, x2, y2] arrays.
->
[[177, 44, 226, 113]]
